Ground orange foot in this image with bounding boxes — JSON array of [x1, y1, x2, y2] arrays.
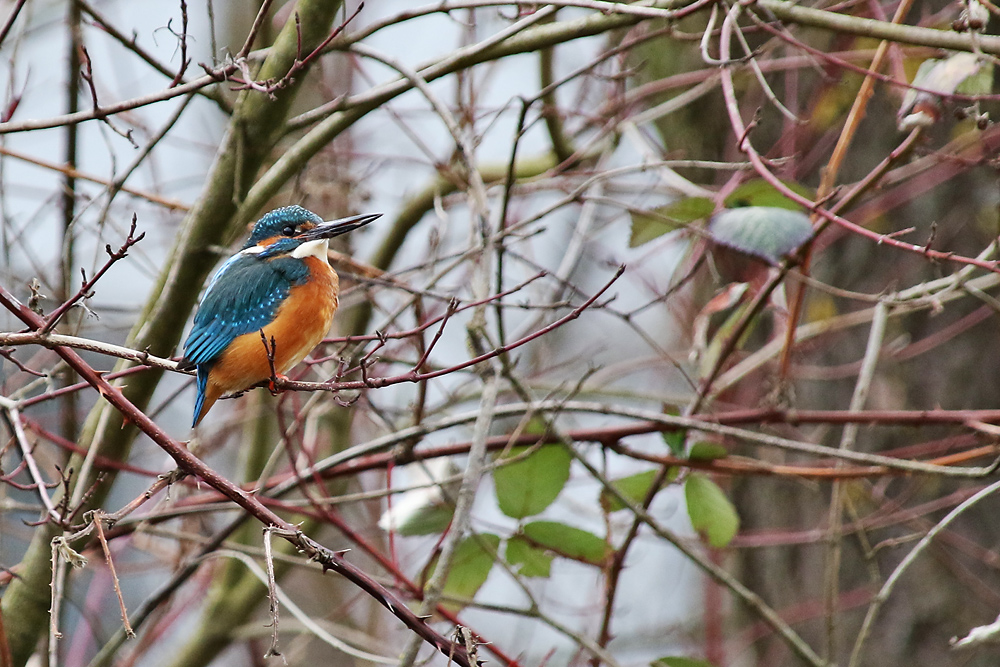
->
[[267, 373, 289, 395]]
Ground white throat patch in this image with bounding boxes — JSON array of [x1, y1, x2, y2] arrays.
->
[[291, 238, 330, 261]]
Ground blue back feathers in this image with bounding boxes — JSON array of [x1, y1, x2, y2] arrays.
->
[[182, 254, 310, 367]]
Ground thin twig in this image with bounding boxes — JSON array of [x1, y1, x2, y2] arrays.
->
[[0, 0, 27, 47], [848, 478, 1000, 666], [824, 300, 888, 660], [93, 513, 135, 638], [0, 146, 189, 209], [262, 526, 282, 659], [168, 0, 191, 87], [206, 549, 398, 664], [42, 215, 146, 333], [0, 397, 61, 522]]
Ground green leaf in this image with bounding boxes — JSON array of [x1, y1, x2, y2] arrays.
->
[[600, 470, 663, 512], [685, 474, 739, 548], [956, 60, 993, 96], [900, 53, 991, 129], [505, 536, 553, 577], [688, 442, 728, 461], [522, 521, 612, 566], [494, 444, 571, 519], [666, 197, 715, 222], [629, 197, 714, 247], [522, 415, 549, 436], [653, 657, 717, 667], [434, 534, 501, 611], [630, 209, 681, 248], [662, 429, 686, 456], [708, 207, 813, 263], [379, 459, 460, 536], [697, 300, 752, 380], [912, 53, 985, 96], [390, 504, 455, 536], [723, 179, 813, 210]]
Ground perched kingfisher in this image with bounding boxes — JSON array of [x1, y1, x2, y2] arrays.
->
[[178, 205, 380, 427]]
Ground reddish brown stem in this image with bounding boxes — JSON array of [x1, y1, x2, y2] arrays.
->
[[0, 283, 474, 667], [41, 214, 145, 334]]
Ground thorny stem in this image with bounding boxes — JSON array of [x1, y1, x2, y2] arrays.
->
[[92, 514, 134, 639], [0, 283, 475, 667], [42, 215, 145, 334]]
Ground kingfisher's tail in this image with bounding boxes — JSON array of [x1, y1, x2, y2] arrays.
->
[[192, 366, 224, 427]]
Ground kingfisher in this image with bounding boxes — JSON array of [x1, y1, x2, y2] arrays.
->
[[178, 205, 380, 427]]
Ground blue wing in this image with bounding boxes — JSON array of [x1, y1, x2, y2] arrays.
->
[[181, 254, 308, 368]]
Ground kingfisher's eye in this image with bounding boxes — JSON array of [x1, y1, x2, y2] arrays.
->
[[281, 225, 296, 237]]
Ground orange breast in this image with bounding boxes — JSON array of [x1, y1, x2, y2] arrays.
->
[[207, 258, 339, 398]]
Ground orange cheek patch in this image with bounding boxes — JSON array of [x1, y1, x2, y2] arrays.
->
[[257, 236, 282, 249]]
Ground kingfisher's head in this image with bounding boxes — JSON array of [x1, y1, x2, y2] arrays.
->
[[244, 205, 380, 260]]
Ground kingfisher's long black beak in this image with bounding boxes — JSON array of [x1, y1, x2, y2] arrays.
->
[[298, 213, 381, 241]]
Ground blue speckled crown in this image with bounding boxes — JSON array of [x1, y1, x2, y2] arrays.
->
[[244, 205, 323, 248]]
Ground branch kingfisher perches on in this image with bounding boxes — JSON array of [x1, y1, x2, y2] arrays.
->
[[178, 205, 380, 427]]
